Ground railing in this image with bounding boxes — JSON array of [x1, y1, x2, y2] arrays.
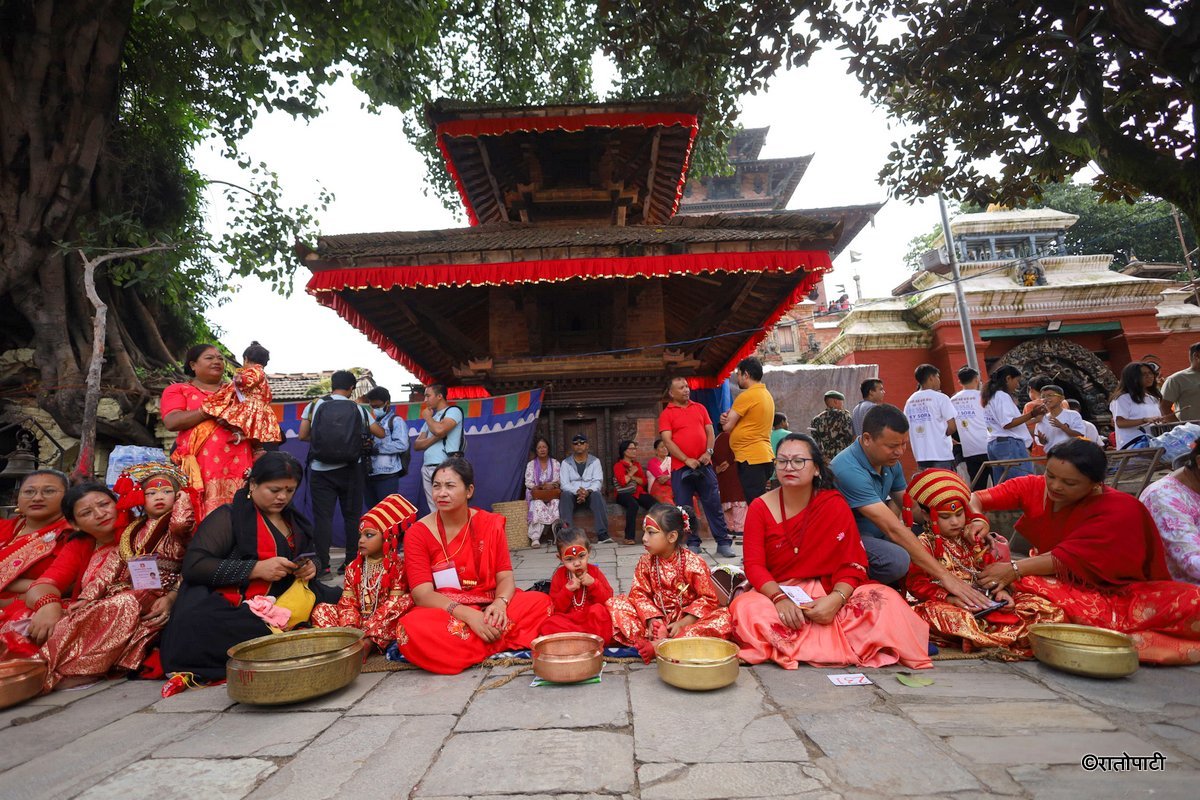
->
[[970, 447, 1165, 497]]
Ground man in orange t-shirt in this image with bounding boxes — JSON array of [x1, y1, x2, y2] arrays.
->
[[721, 356, 776, 503]]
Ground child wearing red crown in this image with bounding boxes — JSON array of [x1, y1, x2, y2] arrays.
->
[[606, 504, 732, 662], [538, 522, 614, 641], [904, 469, 1065, 659], [311, 494, 417, 651]]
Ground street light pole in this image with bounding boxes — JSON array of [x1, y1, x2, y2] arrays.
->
[[938, 194, 979, 372]]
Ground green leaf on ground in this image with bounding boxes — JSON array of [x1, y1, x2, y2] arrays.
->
[[896, 672, 934, 688]]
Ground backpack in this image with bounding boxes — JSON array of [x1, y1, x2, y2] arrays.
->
[[386, 415, 412, 478], [309, 396, 369, 464]]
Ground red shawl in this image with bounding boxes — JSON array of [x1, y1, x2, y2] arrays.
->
[[978, 475, 1172, 589], [742, 489, 870, 593], [404, 509, 512, 606]]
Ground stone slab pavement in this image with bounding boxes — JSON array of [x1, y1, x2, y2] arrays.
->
[[2, 542, 1197, 800]]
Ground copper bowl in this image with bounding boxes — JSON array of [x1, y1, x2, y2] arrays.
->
[[226, 627, 366, 705], [656, 637, 739, 691], [531, 632, 604, 683], [1028, 623, 1139, 679], [0, 659, 48, 709]]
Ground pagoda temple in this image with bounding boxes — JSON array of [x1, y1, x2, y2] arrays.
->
[[301, 99, 874, 463]]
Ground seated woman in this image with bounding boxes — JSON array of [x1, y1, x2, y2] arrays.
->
[[0, 470, 74, 657], [972, 439, 1200, 664], [311, 494, 417, 651], [1139, 440, 1200, 584], [613, 439, 657, 545], [397, 458, 552, 674], [34, 465, 196, 690], [524, 436, 560, 546], [731, 434, 931, 670], [159, 452, 339, 682], [904, 469, 1064, 659]]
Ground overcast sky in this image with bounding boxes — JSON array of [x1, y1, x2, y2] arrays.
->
[[197, 46, 941, 390]]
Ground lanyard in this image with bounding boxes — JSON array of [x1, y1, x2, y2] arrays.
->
[[434, 509, 473, 565]]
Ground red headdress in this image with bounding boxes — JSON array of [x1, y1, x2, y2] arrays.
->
[[902, 468, 972, 528], [112, 461, 194, 530], [358, 494, 419, 593]]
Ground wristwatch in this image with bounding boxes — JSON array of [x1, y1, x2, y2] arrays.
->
[[705, 448, 714, 455]]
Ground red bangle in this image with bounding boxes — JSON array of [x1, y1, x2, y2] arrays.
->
[[769, 591, 788, 604], [33, 594, 63, 612]]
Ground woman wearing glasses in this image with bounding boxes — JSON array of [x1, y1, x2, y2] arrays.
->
[[730, 434, 931, 670], [0, 470, 73, 657]]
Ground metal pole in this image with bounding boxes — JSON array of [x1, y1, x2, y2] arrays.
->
[[938, 194, 979, 372], [1170, 206, 1200, 307]]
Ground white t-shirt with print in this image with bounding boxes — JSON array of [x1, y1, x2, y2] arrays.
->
[[904, 388, 957, 461], [985, 391, 1033, 446], [1035, 409, 1085, 451], [1109, 394, 1162, 448], [950, 388, 990, 457]]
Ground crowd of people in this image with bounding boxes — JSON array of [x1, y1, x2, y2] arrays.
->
[[2, 349, 1200, 697]]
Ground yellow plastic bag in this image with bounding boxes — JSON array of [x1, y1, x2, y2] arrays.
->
[[274, 578, 316, 630]]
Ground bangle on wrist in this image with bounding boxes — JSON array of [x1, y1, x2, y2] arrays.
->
[[831, 588, 850, 605], [769, 591, 787, 604], [33, 594, 63, 612], [446, 601, 460, 617], [496, 595, 510, 605], [1011, 560, 1021, 581]]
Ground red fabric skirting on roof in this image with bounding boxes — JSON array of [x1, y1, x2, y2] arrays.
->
[[307, 250, 832, 389], [435, 112, 699, 226]]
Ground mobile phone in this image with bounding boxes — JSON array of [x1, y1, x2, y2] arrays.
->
[[972, 600, 1007, 619], [297, 551, 316, 563]]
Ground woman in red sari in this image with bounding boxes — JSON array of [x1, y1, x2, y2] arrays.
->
[[162, 343, 257, 518], [731, 434, 931, 670], [0, 470, 74, 657], [971, 439, 1200, 665], [36, 464, 196, 691], [398, 457, 552, 674]]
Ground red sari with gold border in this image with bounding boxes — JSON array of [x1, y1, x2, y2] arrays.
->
[[0, 517, 77, 657], [607, 548, 732, 645], [730, 490, 931, 670], [311, 555, 413, 651], [397, 509, 551, 674], [39, 499, 193, 690], [978, 476, 1200, 665]]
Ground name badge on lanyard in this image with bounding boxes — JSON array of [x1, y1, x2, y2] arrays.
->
[[432, 559, 462, 590], [127, 556, 163, 590]]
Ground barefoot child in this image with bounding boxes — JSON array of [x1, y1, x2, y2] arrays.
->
[[538, 522, 614, 640], [903, 469, 1064, 659], [311, 494, 417, 651], [607, 504, 732, 662], [201, 342, 282, 446]]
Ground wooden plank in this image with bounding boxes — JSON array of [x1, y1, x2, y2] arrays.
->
[[477, 141, 510, 223], [642, 128, 662, 222]]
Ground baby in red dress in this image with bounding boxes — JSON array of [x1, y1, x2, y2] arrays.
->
[[538, 522, 614, 642], [200, 342, 282, 446]]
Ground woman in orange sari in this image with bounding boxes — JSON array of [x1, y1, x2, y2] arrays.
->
[[161, 343, 257, 518], [0, 470, 74, 657], [731, 434, 931, 670], [37, 464, 196, 691], [398, 458, 552, 674], [972, 439, 1200, 665]]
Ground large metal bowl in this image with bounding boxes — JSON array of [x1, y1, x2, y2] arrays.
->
[[531, 632, 604, 683], [656, 637, 739, 691], [0, 659, 48, 709], [1028, 623, 1139, 679], [226, 627, 366, 705]]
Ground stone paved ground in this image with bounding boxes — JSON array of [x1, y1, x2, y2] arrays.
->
[[2, 542, 1197, 800]]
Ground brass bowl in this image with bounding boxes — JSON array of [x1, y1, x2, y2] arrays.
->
[[1028, 623, 1139, 679], [0, 659, 48, 709], [655, 637, 739, 691], [226, 627, 366, 705], [531, 632, 604, 683]]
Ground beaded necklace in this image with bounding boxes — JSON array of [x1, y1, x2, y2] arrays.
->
[[650, 548, 688, 615], [359, 557, 384, 614]]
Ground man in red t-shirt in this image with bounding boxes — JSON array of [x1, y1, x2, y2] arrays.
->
[[658, 377, 736, 558]]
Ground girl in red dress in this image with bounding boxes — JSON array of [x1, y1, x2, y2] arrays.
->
[[311, 494, 417, 651], [971, 439, 1200, 665], [538, 522, 614, 641], [397, 458, 552, 674], [607, 504, 732, 662], [200, 342, 282, 447]]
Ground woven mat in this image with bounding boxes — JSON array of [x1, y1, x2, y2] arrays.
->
[[361, 652, 643, 674]]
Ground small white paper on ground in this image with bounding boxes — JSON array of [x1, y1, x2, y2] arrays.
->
[[827, 673, 873, 686], [780, 585, 814, 605]]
